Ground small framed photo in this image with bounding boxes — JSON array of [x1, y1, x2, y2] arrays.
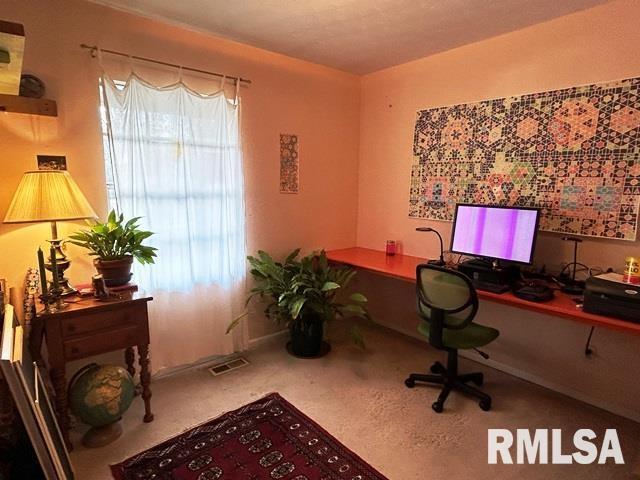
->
[[37, 155, 67, 171]]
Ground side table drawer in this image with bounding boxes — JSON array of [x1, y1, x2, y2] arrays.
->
[[61, 306, 142, 338], [63, 325, 142, 360]]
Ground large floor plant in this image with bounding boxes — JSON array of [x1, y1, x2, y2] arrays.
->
[[229, 249, 368, 356]]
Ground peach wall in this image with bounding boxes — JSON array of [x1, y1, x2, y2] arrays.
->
[[358, 0, 640, 270], [356, 0, 640, 420], [0, 0, 360, 340]]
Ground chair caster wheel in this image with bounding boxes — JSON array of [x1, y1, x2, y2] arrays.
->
[[432, 401, 444, 413], [404, 378, 415, 388], [430, 362, 445, 374], [479, 399, 492, 411]]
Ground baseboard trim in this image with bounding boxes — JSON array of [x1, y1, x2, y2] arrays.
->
[[153, 353, 230, 380], [153, 331, 287, 379], [248, 329, 288, 349], [459, 350, 640, 423]]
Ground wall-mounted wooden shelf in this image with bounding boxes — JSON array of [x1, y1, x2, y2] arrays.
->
[[0, 93, 57, 117]]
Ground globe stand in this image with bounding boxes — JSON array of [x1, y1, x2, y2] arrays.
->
[[82, 419, 123, 448]]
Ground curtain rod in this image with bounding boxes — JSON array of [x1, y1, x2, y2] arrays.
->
[[80, 44, 251, 85]]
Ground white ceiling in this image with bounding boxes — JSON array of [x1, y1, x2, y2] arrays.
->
[[89, 0, 608, 74]]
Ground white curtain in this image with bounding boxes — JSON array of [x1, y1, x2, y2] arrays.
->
[[100, 73, 248, 372]]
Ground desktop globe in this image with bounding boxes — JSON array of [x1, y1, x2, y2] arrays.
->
[[68, 363, 135, 448]]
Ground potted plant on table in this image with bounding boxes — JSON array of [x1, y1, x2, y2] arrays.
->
[[68, 210, 157, 287], [229, 249, 368, 357]]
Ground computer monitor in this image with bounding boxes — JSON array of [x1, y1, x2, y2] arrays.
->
[[450, 204, 540, 265]]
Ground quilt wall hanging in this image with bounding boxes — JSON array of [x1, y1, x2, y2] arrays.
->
[[409, 76, 640, 240]]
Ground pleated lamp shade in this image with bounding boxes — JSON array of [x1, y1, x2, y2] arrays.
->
[[3, 170, 97, 223]]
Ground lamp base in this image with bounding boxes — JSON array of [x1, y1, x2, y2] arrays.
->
[[58, 279, 77, 297], [46, 236, 76, 296], [427, 259, 446, 267]]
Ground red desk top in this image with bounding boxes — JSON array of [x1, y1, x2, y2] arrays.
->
[[326, 247, 640, 337]]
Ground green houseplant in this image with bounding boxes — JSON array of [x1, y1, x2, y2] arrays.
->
[[229, 249, 368, 357], [68, 210, 157, 287]]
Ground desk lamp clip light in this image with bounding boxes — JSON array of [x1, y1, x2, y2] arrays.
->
[[416, 227, 446, 266], [3, 170, 98, 296], [559, 236, 587, 295]]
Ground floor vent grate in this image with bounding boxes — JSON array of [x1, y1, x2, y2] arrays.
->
[[208, 356, 249, 376]]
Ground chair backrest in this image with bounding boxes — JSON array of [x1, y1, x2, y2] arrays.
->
[[416, 264, 478, 347]]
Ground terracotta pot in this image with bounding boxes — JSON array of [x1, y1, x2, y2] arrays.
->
[[94, 256, 133, 287]]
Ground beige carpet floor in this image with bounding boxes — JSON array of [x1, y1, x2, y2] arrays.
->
[[69, 320, 640, 479]]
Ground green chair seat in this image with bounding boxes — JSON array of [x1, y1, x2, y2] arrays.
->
[[418, 320, 499, 350]]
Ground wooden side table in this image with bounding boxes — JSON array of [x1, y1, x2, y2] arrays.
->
[[29, 293, 154, 449]]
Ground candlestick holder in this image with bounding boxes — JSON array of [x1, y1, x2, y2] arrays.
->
[[39, 292, 61, 313], [39, 288, 69, 314], [50, 286, 69, 311], [55, 296, 69, 311], [39, 293, 54, 313]]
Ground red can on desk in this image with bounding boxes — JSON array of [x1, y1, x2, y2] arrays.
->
[[386, 240, 396, 256]]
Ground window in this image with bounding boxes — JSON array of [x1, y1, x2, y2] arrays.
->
[[99, 76, 246, 292]]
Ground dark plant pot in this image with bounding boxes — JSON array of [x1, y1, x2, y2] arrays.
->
[[94, 256, 133, 287], [289, 314, 324, 357]]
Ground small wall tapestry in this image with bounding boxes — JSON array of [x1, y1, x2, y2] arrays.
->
[[280, 134, 299, 193], [409, 76, 640, 240]]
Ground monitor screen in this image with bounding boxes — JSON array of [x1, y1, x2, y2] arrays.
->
[[450, 204, 540, 264]]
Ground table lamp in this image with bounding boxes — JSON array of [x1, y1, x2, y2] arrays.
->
[[3, 170, 97, 295]]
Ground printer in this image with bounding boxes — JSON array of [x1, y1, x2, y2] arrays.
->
[[583, 273, 640, 323]]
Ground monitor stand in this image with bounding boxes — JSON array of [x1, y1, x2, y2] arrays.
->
[[457, 258, 520, 293]]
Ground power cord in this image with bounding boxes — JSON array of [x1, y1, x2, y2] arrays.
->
[[584, 326, 596, 357]]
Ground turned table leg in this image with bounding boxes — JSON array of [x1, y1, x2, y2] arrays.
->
[[138, 343, 154, 423], [51, 366, 72, 450], [124, 347, 136, 378]]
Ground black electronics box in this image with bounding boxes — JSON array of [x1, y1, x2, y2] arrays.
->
[[583, 273, 640, 323], [457, 259, 519, 287]]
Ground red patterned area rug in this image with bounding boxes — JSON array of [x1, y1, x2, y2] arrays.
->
[[111, 393, 388, 480]]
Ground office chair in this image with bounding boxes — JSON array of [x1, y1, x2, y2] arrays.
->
[[405, 264, 499, 413]]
